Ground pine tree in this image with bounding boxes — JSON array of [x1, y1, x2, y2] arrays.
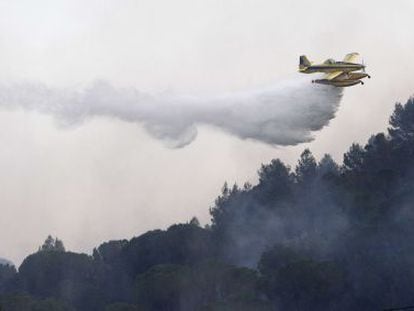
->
[[295, 149, 317, 184], [39, 235, 65, 252]]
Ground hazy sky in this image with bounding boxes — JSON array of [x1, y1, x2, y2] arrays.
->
[[1, 0, 414, 264]]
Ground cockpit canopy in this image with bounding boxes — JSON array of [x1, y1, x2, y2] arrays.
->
[[323, 58, 336, 64]]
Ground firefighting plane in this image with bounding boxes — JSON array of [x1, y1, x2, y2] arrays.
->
[[299, 53, 370, 87]]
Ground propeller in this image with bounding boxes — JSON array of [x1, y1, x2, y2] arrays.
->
[[361, 58, 371, 78]]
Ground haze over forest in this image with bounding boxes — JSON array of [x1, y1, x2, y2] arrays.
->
[[1, 97, 414, 310]]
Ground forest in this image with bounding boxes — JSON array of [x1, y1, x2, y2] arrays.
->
[[1, 97, 414, 310]]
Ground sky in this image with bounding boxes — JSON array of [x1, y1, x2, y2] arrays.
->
[[0, 0, 414, 265]]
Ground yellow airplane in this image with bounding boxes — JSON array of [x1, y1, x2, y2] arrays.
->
[[299, 53, 371, 87]]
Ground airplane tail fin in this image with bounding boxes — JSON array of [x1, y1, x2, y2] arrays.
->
[[299, 55, 311, 70]]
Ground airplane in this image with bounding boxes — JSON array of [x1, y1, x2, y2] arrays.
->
[[299, 53, 371, 87]]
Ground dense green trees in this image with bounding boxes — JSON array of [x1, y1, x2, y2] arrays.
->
[[123, 223, 215, 277], [0, 295, 72, 311], [2, 98, 414, 310], [18, 251, 104, 310], [104, 303, 139, 311], [134, 261, 266, 311], [258, 246, 346, 310], [0, 265, 16, 294]]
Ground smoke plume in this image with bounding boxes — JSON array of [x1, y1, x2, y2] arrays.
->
[[0, 77, 343, 147]]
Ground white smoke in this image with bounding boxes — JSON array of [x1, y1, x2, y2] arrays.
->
[[0, 77, 343, 147]]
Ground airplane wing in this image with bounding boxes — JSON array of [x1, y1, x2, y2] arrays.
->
[[343, 52, 359, 63], [323, 71, 343, 80]]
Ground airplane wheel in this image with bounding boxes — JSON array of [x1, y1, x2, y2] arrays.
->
[[361, 81, 364, 85], [368, 75, 371, 78]]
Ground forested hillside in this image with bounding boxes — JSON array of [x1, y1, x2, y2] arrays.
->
[[1, 98, 414, 310]]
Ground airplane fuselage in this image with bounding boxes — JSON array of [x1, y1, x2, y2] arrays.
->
[[299, 62, 365, 73]]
